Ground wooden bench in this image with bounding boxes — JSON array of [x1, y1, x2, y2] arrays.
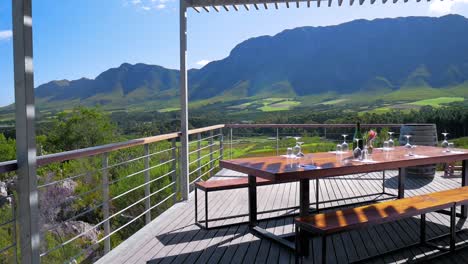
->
[[195, 177, 298, 229], [295, 187, 468, 263]]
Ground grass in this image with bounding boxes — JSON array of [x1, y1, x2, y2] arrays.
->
[[410, 97, 464, 107], [158, 107, 180, 113], [321, 99, 348, 105], [259, 100, 301, 112]]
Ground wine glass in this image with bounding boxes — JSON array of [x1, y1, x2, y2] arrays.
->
[[448, 142, 454, 153], [296, 141, 305, 157], [336, 144, 343, 154], [341, 134, 349, 152], [353, 138, 362, 159], [441, 133, 449, 152], [404, 135, 413, 156], [388, 132, 395, 149], [383, 141, 390, 151], [286, 147, 293, 158]]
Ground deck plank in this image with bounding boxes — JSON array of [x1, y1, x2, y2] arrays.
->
[[96, 169, 468, 264]]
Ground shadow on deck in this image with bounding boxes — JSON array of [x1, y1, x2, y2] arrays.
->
[[97, 169, 468, 264]]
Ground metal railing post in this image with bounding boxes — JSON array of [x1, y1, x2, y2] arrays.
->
[[220, 128, 224, 161], [197, 133, 202, 180], [12, 198, 18, 263], [171, 139, 178, 204], [209, 130, 214, 177], [324, 127, 327, 139], [102, 152, 111, 254], [12, 0, 40, 262], [144, 144, 151, 225], [179, 0, 189, 201], [229, 128, 233, 159], [276, 128, 279, 156]]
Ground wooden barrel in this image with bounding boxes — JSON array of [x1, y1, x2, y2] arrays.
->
[[399, 124, 438, 178]]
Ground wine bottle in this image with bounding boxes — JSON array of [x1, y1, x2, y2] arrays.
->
[[353, 122, 363, 150]]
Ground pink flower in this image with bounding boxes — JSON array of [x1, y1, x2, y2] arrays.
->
[[368, 130, 377, 141]]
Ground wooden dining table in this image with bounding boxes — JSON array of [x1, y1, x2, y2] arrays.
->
[[220, 146, 468, 252]]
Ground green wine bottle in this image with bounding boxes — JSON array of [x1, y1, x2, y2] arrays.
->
[[353, 122, 363, 150]]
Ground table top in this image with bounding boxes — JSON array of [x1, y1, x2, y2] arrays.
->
[[220, 146, 468, 182]]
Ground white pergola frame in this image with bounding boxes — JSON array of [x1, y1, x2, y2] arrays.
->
[[11, 0, 439, 262]]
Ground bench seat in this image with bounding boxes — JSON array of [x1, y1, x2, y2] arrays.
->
[[295, 187, 468, 263], [194, 177, 272, 192]]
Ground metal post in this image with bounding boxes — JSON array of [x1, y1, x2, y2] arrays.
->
[[179, 0, 189, 201], [12, 198, 18, 263], [102, 153, 111, 254], [462, 160, 467, 218], [219, 128, 224, 161], [230, 127, 233, 159], [420, 214, 426, 245], [398, 167, 406, 199], [276, 128, 279, 156], [316, 179, 320, 212], [300, 179, 310, 257], [144, 144, 151, 224], [450, 205, 456, 251], [209, 130, 214, 177], [248, 175, 257, 228], [324, 127, 327, 139], [382, 170, 386, 193], [171, 139, 178, 204], [12, 0, 40, 262], [197, 133, 202, 179]]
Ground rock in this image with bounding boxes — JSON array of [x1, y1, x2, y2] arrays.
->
[[56, 220, 100, 243]]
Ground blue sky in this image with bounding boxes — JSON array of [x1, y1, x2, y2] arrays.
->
[[1, 0, 468, 107]]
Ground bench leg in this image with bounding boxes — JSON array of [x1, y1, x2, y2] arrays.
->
[[420, 213, 426, 245], [462, 160, 467, 218], [205, 191, 209, 229], [295, 225, 302, 263], [382, 170, 386, 193], [322, 236, 327, 264], [450, 205, 456, 251]]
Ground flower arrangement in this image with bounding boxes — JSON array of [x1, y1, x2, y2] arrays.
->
[[364, 129, 377, 154]]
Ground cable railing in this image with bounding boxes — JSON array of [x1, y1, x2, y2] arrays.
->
[[0, 123, 412, 263]]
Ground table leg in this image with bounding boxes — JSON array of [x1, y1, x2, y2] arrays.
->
[[462, 160, 467, 218], [248, 174, 258, 228], [299, 179, 310, 257], [398, 168, 406, 199]]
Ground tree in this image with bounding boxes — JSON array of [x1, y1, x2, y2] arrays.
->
[[46, 107, 119, 152], [0, 134, 15, 162]]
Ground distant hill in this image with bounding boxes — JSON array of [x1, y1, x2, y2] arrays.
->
[[26, 15, 468, 111]]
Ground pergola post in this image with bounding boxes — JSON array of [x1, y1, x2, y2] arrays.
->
[[179, 0, 189, 201], [12, 0, 40, 263]]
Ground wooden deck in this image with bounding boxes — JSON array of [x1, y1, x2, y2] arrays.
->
[[97, 169, 468, 264]]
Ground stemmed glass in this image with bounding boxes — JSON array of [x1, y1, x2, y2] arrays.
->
[[353, 138, 362, 159], [441, 133, 449, 152], [293, 136, 304, 157], [404, 135, 413, 156], [341, 134, 349, 152], [388, 132, 395, 149]]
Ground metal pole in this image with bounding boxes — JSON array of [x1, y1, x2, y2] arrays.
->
[[197, 133, 202, 179], [209, 130, 214, 177], [229, 128, 233, 159], [102, 153, 111, 254], [171, 139, 178, 204], [276, 128, 279, 156], [12, 0, 40, 262], [144, 144, 151, 224], [179, 0, 189, 201], [219, 128, 224, 160]]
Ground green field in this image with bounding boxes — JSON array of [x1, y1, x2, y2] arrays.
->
[[410, 97, 465, 107]]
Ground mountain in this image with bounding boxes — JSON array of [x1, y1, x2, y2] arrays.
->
[[31, 15, 468, 111]]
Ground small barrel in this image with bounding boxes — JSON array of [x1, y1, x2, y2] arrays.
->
[[399, 124, 438, 178]]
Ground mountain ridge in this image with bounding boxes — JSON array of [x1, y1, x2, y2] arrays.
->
[[19, 14, 468, 111]]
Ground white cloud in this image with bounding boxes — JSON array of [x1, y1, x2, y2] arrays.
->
[[196, 60, 211, 67], [429, 0, 468, 15], [127, 0, 170, 11], [0, 30, 12, 41]]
